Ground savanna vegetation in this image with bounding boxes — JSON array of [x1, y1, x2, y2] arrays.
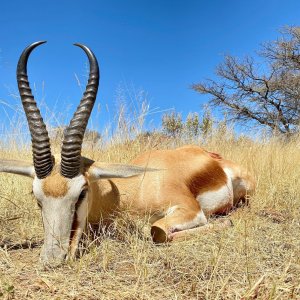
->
[[0, 27, 299, 299], [0, 100, 299, 299]]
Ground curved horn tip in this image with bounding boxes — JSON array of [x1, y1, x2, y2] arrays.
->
[[17, 41, 47, 74], [31, 40, 47, 46], [22, 40, 47, 51], [73, 43, 99, 72], [73, 42, 87, 48]]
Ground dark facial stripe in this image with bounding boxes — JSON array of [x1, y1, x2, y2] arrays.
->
[[70, 212, 79, 242], [69, 191, 87, 242]]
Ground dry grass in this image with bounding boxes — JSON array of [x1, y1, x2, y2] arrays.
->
[[0, 125, 299, 299]]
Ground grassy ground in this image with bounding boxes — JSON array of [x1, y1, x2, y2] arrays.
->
[[0, 132, 299, 299]]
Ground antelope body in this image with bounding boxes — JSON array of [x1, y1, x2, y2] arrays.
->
[[0, 42, 255, 266]]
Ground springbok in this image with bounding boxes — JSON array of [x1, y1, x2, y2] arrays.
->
[[0, 42, 255, 266]]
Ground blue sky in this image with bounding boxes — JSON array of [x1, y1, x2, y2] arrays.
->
[[1, 0, 300, 134]]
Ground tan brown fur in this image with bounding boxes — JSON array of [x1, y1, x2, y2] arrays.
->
[[42, 171, 68, 198], [150, 202, 201, 242], [85, 145, 254, 243], [89, 146, 238, 217], [187, 160, 227, 197], [87, 178, 121, 224], [69, 216, 81, 257]]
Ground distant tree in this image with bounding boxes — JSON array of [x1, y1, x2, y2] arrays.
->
[[199, 107, 213, 137], [192, 26, 300, 135], [185, 113, 200, 138], [161, 109, 216, 140], [162, 112, 183, 137]]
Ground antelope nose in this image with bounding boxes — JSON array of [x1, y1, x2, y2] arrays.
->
[[40, 247, 68, 268]]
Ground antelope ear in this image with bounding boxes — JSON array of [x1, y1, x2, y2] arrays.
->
[[87, 162, 158, 182], [0, 159, 35, 178]]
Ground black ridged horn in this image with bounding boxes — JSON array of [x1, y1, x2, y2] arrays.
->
[[17, 41, 53, 179], [60, 44, 99, 178]]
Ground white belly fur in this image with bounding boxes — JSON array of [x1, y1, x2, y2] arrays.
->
[[196, 170, 233, 216]]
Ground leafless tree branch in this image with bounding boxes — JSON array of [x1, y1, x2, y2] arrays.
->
[[193, 26, 300, 135]]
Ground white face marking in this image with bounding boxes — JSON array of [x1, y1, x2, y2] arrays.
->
[[33, 174, 88, 265], [196, 171, 233, 216]]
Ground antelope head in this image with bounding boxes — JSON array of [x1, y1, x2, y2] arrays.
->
[[0, 42, 148, 266]]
